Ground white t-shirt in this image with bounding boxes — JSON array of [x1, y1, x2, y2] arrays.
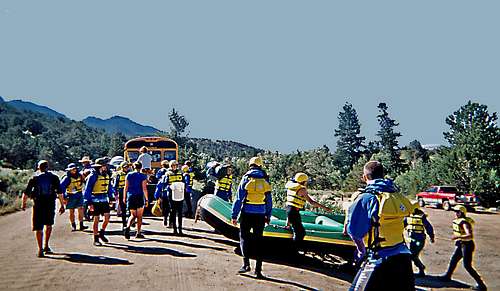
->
[[137, 153, 152, 169], [170, 182, 185, 201]]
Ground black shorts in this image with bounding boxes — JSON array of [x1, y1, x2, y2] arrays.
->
[[32, 199, 56, 231], [127, 194, 145, 210], [92, 202, 110, 216]]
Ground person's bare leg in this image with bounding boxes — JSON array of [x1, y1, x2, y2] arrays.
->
[[35, 230, 43, 251], [136, 208, 144, 234], [78, 207, 84, 223], [93, 216, 99, 235], [102, 213, 110, 230], [69, 209, 75, 224], [44, 226, 52, 249], [127, 210, 137, 228]]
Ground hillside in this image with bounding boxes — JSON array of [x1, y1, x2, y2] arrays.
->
[[82, 115, 160, 137], [1, 98, 67, 119], [0, 102, 126, 170], [0, 99, 263, 170]]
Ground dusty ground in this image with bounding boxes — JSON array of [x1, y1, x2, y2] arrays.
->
[[0, 205, 498, 291]]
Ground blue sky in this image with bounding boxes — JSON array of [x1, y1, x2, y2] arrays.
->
[[1, 1, 498, 152]]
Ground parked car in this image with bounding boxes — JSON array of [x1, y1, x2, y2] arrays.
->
[[416, 186, 479, 211]]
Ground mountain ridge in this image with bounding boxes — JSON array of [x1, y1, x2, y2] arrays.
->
[[82, 115, 161, 137]]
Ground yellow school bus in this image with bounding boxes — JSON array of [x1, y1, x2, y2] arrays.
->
[[124, 136, 178, 170]]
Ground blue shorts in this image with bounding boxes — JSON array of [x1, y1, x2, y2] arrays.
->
[[127, 194, 145, 210], [66, 193, 84, 209]]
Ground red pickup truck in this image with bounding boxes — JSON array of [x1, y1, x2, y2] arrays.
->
[[416, 186, 479, 211]]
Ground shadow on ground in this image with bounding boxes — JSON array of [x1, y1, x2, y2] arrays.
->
[[415, 275, 471, 289], [47, 253, 132, 265], [240, 273, 318, 291], [103, 242, 197, 258], [145, 237, 226, 251]]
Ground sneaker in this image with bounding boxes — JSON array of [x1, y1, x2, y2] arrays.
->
[[438, 274, 452, 282], [124, 227, 130, 239], [37, 249, 44, 258], [415, 270, 426, 277], [254, 271, 264, 279], [43, 247, 53, 254], [135, 233, 145, 239], [99, 230, 109, 243], [238, 265, 251, 274]]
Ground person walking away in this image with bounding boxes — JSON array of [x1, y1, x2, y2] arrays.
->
[[203, 161, 219, 195], [79, 156, 93, 221], [137, 146, 152, 175], [285, 172, 332, 252], [231, 157, 272, 279], [440, 205, 487, 291], [112, 161, 130, 230], [215, 164, 233, 202], [22, 160, 65, 257], [123, 162, 149, 239], [404, 207, 435, 277], [182, 164, 194, 218], [60, 163, 87, 231], [84, 158, 113, 246], [155, 160, 185, 233], [347, 161, 416, 291], [167, 161, 185, 235]]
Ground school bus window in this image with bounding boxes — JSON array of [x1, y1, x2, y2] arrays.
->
[[163, 150, 176, 161], [150, 151, 162, 162], [128, 151, 139, 162]]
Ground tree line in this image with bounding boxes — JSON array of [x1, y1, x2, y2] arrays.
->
[[1, 100, 498, 207]]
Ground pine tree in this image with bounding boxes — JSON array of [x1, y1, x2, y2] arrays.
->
[[376, 102, 403, 176], [334, 102, 365, 178], [168, 108, 190, 139], [443, 101, 500, 205]]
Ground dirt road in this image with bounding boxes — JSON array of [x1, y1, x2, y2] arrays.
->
[[0, 205, 498, 290]]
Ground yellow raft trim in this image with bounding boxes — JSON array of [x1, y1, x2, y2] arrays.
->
[[200, 197, 354, 247]]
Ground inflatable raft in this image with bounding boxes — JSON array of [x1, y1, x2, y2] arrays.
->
[[198, 194, 355, 257]]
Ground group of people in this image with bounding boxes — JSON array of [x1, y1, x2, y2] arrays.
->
[[22, 156, 486, 290], [345, 161, 487, 291]]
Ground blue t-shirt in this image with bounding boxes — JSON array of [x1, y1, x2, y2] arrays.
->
[[126, 172, 147, 196]]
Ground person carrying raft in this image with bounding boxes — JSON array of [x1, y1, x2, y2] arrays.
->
[[285, 172, 333, 251]]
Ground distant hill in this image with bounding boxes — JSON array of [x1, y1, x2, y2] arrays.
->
[[82, 116, 161, 137], [4, 99, 67, 119], [0, 96, 263, 163]]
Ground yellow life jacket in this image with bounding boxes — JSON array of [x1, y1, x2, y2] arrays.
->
[[92, 174, 110, 195], [64, 175, 83, 194], [453, 217, 474, 242], [216, 175, 233, 192], [406, 213, 425, 234], [167, 170, 183, 184], [113, 171, 127, 189], [244, 177, 271, 205], [189, 172, 195, 187], [366, 191, 415, 249], [285, 181, 306, 209]]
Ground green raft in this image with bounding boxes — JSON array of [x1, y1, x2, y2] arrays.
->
[[198, 194, 355, 258]]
